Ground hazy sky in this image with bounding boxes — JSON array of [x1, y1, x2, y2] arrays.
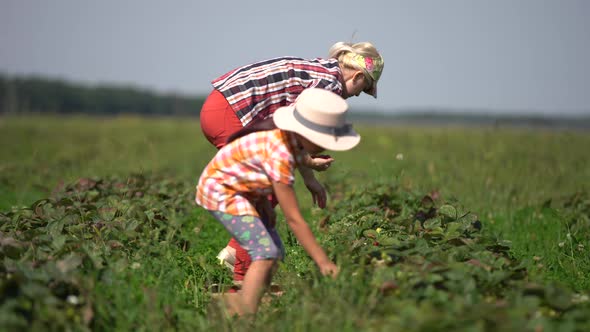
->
[[1, 0, 589, 115]]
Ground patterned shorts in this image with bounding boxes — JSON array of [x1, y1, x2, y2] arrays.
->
[[208, 210, 285, 261]]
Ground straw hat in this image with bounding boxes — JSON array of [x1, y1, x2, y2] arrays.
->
[[273, 88, 361, 151]]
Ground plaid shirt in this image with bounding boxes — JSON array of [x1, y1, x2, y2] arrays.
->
[[212, 56, 343, 127], [196, 129, 305, 216]]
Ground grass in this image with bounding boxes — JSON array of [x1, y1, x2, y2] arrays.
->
[[1, 114, 589, 330]]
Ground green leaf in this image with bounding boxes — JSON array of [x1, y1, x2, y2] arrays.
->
[[544, 283, 574, 311], [438, 204, 457, 220]]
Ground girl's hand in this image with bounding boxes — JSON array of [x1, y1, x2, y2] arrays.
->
[[273, 181, 336, 278], [318, 260, 339, 278], [304, 177, 327, 209], [305, 154, 334, 172]]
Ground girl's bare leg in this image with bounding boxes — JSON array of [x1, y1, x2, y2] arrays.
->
[[238, 259, 276, 316]]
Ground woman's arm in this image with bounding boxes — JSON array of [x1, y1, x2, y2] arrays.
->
[[272, 181, 338, 277], [302, 153, 334, 172], [297, 166, 327, 208]]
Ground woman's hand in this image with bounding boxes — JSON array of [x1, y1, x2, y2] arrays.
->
[[304, 154, 334, 172], [304, 177, 327, 209], [298, 166, 328, 209]]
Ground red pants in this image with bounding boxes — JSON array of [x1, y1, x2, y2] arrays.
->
[[200, 89, 244, 149], [200, 89, 252, 281]]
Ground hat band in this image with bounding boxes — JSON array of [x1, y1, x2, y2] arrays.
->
[[293, 107, 352, 137]]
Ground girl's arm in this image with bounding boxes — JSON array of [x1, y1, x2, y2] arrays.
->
[[272, 181, 338, 277]]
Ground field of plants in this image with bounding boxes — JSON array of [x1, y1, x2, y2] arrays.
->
[[1, 115, 589, 331]]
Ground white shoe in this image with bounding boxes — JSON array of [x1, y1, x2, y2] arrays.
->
[[216, 247, 236, 271]]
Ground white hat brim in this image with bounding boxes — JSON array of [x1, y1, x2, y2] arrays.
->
[[273, 105, 360, 151]]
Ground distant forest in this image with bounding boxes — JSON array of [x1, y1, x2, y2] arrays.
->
[[1, 74, 588, 130], [0, 74, 204, 116]]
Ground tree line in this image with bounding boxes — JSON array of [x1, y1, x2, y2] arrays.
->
[[0, 74, 205, 116]]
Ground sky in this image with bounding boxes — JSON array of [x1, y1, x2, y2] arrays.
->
[[1, 0, 589, 115]]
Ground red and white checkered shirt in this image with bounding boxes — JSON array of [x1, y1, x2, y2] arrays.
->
[[212, 56, 343, 127], [195, 129, 305, 216]]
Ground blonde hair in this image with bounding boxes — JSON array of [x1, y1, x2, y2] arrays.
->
[[328, 41, 382, 72]]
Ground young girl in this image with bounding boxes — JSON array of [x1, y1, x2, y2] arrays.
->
[[196, 88, 361, 316], [199, 41, 384, 283]]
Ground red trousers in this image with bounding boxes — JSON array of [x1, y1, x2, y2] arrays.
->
[[199, 89, 251, 281], [200, 89, 244, 149]]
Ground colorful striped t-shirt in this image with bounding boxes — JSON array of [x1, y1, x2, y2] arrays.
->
[[212, 56, 343, 127], [195, 129, 305, 217]]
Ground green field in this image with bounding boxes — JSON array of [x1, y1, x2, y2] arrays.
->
[[1, 115, 589, 331]]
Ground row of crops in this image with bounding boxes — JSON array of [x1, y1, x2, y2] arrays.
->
[[1, 174, 589, 330]]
